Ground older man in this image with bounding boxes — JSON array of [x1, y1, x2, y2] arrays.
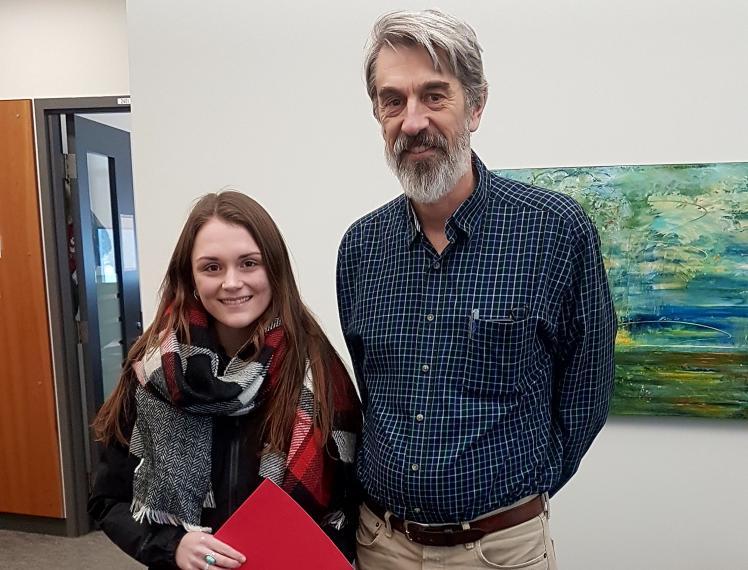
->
[[337, 9, 616, 569]]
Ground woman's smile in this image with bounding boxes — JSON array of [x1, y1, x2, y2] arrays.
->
[[219, 295, 253, 306]]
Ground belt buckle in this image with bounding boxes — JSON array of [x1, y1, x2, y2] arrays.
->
[[403, 520, 436, 542], [404, 520, 458, 545], [403, 520, 416, 542]]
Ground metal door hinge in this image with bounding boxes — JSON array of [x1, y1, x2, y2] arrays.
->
[[64, 153, 77, 180]]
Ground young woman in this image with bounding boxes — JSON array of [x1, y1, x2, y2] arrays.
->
[[89, 191, 361, 569]]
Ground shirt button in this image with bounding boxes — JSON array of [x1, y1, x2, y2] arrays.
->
[[411, 463, 420, 471], [425, 313, 435, 322], [421, 364, 430, 373], [432, 261, 441, 269], [415, 413, 424, 422], [413, 507, 422, 514]]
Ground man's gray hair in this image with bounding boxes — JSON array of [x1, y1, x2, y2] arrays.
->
[[364, 9, 488, 116]]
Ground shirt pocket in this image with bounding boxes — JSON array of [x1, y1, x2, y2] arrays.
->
[[464, 311, 534, 398]]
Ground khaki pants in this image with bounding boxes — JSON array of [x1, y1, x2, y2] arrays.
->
[[356, 501, 558, 569]]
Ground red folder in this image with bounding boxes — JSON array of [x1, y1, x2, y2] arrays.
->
[[214, 478, 353, 569]]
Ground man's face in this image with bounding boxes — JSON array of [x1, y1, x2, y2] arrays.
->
[[373, 44, 484, 203]]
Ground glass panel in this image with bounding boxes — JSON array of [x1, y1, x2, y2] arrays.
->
[[86, 152, 124, 399]]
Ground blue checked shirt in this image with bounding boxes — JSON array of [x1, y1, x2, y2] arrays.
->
[[337, 153, 616, 524]]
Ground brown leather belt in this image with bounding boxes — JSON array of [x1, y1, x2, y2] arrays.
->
[[364, 496, 544, 547]]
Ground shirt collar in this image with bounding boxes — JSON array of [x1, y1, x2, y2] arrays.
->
[[402, 151, 489, 246], [404, 199, 422, 246], [450, 152, 489, 239]]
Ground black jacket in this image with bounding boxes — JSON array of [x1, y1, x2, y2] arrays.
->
[[88, 406, 357, 568]]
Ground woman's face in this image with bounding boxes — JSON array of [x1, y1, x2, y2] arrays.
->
[[191, 217, 272, 349]]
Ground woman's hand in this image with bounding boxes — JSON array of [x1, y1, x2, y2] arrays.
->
[[175, 531, 246, 569]]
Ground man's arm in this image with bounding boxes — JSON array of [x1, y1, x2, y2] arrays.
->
[[551, 214, 617, 495], [336, 228, 357, 345], [335, 225, 367, 410]]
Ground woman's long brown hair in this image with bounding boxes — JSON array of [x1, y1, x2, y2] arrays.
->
[[92, 191, 336, 452]]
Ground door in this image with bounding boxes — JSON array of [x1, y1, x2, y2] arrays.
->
[[66, 116, 142, 424], [0, 99, 64, 517]]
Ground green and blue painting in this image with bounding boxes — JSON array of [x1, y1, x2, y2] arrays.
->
[[494, 163, 748, 419]]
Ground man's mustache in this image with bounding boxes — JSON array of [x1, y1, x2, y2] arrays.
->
[[393, 130, 449, 163]]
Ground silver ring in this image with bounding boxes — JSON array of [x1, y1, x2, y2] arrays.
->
[[204, 552, 217, 566]]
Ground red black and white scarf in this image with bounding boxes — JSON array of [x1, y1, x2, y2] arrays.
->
[[129, 307, 358, 532]]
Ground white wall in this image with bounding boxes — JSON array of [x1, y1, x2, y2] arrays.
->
[[126, 1, 748, 568], [0, 0, 129, 100]]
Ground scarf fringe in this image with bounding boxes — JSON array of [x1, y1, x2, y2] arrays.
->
[[130, 499, 212, 533], [203, 488, 216, 508]]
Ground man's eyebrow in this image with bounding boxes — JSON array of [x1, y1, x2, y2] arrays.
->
[[377, 86, 403, 99], [422, 80, 452, 91], [377, 81, 453, 99]]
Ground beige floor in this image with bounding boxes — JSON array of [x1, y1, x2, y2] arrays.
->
[[0, 529, 143, 569]]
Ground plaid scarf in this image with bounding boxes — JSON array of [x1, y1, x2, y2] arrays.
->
[[128, 307, 358, 532]]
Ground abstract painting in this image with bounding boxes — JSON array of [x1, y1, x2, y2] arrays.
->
[[494, 163, 748, 419]]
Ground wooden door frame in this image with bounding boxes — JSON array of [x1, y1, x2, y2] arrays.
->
[[27, 96, 131, 537]]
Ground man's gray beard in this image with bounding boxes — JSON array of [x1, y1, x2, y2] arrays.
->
[[385, 126, 472, 204]]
